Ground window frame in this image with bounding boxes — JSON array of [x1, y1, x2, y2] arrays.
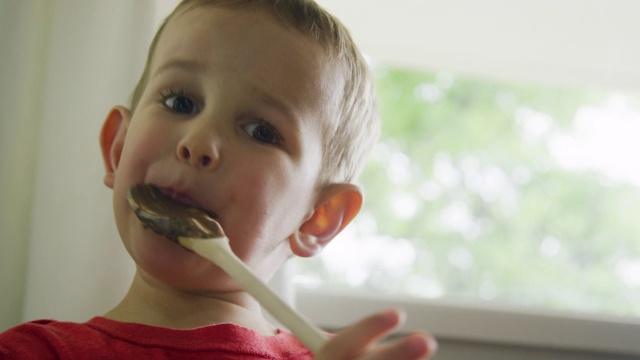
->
[[295, 287, 640, 356]]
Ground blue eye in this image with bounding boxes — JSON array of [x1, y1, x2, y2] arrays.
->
[[162, 91, 198, 114], [242, 121, 283, 145]]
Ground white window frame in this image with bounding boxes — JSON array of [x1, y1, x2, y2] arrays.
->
[[295, 288, 640, 356]]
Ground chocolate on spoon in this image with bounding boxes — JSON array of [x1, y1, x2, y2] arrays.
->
[[127, 184, 223, 242]]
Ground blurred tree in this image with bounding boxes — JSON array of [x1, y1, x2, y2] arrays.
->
[[295, 66, 640, 317]]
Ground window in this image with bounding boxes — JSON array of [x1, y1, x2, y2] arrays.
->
[[294, 65, 640, 319]]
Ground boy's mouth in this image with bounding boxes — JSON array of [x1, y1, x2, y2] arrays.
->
[[127, 184, 223, 241], [155, 186, 218, 219]]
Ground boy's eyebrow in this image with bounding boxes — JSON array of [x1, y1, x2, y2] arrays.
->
[[152, 58, 206, 77], [250, 88, 296, 121]]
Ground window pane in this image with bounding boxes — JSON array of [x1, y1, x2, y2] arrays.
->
[[294, 65, 640, 318]]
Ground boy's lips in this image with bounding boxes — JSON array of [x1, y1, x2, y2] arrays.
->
[[154, 185, 219, 219]]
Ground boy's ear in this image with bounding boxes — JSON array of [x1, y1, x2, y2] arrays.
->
[[289, 183, 363, 257], [99, 106, 131, 189]]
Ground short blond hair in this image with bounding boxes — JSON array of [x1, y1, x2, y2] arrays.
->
[[130, 0, 379, 185]]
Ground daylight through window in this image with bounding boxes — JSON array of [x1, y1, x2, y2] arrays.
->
[[294, 65, 640, 318]]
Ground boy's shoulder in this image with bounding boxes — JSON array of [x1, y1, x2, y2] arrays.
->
[[0, 317, 313, 359], [0, 319, 90, 359]]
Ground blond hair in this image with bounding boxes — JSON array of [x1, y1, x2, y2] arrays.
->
[[130, 0, 379, 185]]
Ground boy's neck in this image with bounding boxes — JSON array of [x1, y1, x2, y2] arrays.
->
[[103, 271, 277, 335]]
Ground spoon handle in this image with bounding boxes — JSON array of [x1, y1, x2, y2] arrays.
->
[[179, 236, 329, 354]]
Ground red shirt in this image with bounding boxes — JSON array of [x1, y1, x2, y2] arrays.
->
[[0, 317, 313, 359]]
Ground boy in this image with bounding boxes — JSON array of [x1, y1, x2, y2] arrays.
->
[[0, 0, 436, 358]]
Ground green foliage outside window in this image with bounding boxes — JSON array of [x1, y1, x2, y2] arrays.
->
[[295, 66, 640, 317]]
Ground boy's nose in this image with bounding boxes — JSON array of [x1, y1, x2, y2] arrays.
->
[[176, 129, 220, 170]]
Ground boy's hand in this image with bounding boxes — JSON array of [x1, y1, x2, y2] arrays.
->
[[315, 309, 437, 360]]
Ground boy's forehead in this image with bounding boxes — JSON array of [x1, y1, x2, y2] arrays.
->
[[156, 6, 307, 62], [157, 8, 331, 73]]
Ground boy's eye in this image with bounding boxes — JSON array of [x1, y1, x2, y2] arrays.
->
[[163, 94, 198, 114], [242, 121, 283, 146]]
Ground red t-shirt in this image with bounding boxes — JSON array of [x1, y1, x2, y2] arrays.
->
[[0, 317, 313, 359]]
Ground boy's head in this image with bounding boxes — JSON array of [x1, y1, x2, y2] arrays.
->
[[131, 0, 379, 185], [100, 0, 378, 290]]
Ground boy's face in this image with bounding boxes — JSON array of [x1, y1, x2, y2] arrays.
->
[[102, 6, 346, 292]]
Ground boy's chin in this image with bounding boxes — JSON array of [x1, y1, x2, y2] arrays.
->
[[135, 257, 242, 294], [128, 236, 235, 287]]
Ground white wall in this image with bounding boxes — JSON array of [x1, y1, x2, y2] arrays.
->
[[317, 0, 640, 90]]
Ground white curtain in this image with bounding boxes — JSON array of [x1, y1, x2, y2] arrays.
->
[[0, 0, 178, 331]]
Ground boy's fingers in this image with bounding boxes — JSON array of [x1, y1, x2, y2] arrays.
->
[[318, 309, 409, 359], [362, 333, 438, 360]]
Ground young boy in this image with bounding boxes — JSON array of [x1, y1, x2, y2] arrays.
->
[[0, 0, 436, 358]]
